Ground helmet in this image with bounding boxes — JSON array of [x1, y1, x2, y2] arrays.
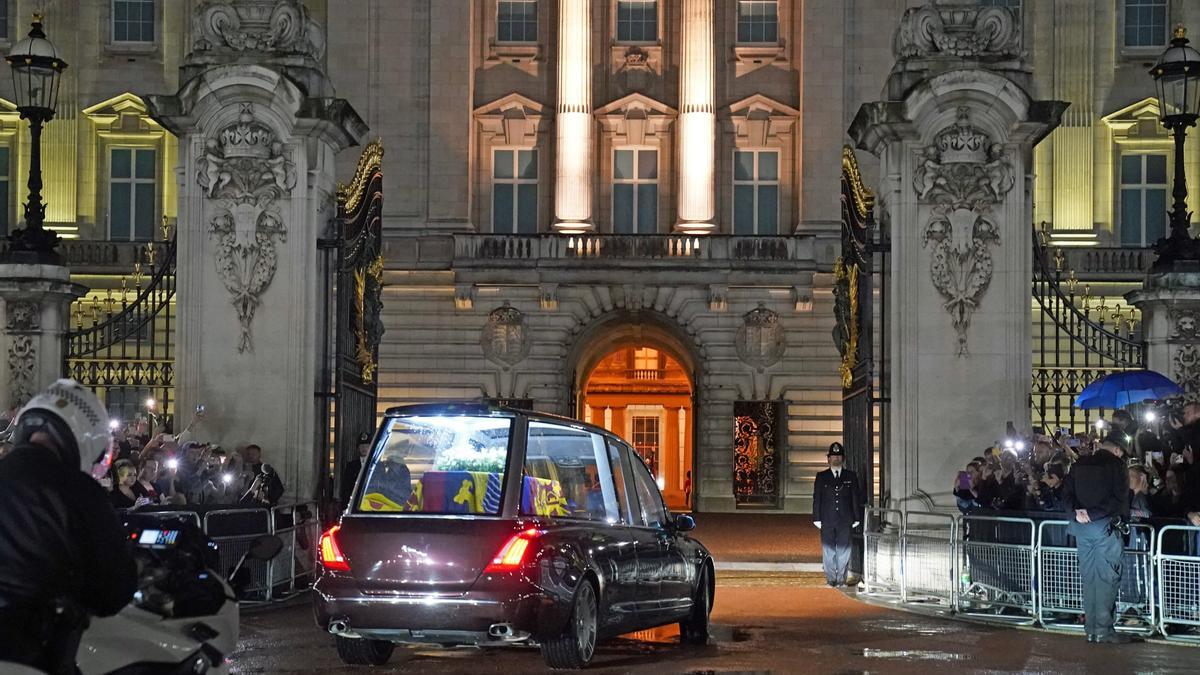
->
[[14, 379, 112, 479]]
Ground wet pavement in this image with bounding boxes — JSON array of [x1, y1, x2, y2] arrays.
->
[[691, 514, 821, 563], [229, 573, 1198, 674]]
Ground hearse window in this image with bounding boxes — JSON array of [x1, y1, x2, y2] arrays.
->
[[628, 447, 668, 528], [355, 415, 513, 514], [521, 421, 622, 522]]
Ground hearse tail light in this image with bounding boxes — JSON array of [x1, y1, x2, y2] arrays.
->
[[319, 525, 351, 572], [484, 528, 540, 573]]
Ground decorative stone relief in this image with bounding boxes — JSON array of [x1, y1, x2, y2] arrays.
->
[[481, 303, 531, 369], [915, 106, 1015, 356], [6, 301, 40, 408], [193, 0, 325, 60], [735, 304, 787, 371], [1174, 344, 1200, 395], [708, 285, 728, 312], [198, 103, 297, 352], [1170, 308, 1200, 340], [894, 2, 1022, 61]]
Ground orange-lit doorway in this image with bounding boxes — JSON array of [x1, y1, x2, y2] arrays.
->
[[582, 346, 693, 510]]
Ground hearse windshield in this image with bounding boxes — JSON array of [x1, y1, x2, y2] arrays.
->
[[355, 415, 513, 515]]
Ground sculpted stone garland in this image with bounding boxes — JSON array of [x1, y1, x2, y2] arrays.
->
[[197, 103, 297, 352], [914, 106, 1015, 356], [6, 301, 39, 408]]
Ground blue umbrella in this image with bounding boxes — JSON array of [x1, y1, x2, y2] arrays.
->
[[1074, 369, 1184, 410]]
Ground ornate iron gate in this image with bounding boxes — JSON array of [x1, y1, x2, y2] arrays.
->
[[1031, 229, 1145, 431], [733, 400, 782, 507], [835, 147, 878, 506], [326, 141, 384, 508], [66, 233, 176, 424]]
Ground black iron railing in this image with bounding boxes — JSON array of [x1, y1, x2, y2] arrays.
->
[[1031, 229, 1145, 431], [65, 237, 176, 423]]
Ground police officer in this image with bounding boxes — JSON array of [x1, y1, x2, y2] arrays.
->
[[812, 442, 863, 587], [0, 380, 137, 673], [1063, 439, 1138, 644], [340, 431, 373, 508]]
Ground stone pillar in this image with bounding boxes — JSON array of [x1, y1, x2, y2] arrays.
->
[[148, 0, 366, 500], [0, 264, 86, 409], [1128, 275, 1200, 396], [553, 0, 593, 234], [849, 3, 1065, 509], [676, 0, 715, 234]]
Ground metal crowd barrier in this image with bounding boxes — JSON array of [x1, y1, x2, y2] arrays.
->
[[863, 508, 903, 599], [1036, 520, 1156, 635], [958, 515, 1037, 624], [901, 511, 957, 607], [1156, 525, 1200, 644], [136, 501, 320, 603], [860, 509, 1200, 642]]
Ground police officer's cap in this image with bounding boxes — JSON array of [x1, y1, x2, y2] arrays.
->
[[357, 431, 372, 445], [828, 442, 845, 457]]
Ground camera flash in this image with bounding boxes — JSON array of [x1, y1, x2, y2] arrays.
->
[[1094, 419, 1106, 430], [1015, 441, 1026, 451], [1144, 411, 1157, 423], [145, 398, 156, 410], [221, 473, 233, 485], [166, 459, 178, 470], [108, 420, 120, 431]]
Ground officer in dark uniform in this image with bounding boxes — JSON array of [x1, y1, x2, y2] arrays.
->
[[340, 431, 373, 509], [1063, 440, 1138, 644], [812, 442, 863, 587]]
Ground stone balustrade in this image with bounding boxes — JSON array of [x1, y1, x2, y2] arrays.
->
[[453, 233, 814, 268], [0, 239, 154, 274], [1056, 246, 1151, 279]]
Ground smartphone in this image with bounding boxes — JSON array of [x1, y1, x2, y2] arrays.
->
[[1151, 451, 1163, 462], [957, 471, 972, 491]]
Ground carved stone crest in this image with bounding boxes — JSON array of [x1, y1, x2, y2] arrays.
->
[[481, 303, 531, 368], [1174, 344, 1200, 395], [1170, 307, 1200, 341], [198, 103, 297, 352], [193, 0, 325, 60], [915, 106, 1015, 356], [5, 300, 39, 408], [736, 304, 787, 371], [894, 2, 1022, 61]]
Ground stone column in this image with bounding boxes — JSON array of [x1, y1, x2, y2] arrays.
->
[[1128, 275, 1200, 396], [148, 0, 366, 500], [676, 0, 715, 233], [553, 0, 593, 234], [849, 3, 1065, 509], [0, 264, 86, 409]]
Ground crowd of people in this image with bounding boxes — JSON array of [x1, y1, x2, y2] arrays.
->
[[954, 403, 1200, 528], [103, 416, 285, 510]]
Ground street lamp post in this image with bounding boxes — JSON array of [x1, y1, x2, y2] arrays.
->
[[2, 14, 67, 265], [1150, 25, 1200, 271]]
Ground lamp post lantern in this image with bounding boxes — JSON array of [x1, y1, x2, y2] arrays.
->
[[1150, 25, 1200, 271], [2, 14, 67, 264]]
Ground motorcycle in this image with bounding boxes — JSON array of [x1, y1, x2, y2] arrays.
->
[[75, 512, 282, 675]]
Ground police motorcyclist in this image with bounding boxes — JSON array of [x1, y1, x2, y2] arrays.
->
[[0, 380, 137, 673], [1062, 439, 1138, 645]]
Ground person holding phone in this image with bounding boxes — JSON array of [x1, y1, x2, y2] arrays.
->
[[954, 461, 982, 513]]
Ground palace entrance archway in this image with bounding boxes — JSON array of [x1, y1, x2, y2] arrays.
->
[[569, 313, 697, 511]]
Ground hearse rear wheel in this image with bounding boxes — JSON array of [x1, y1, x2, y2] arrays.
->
[[542, 580, 598, 669], [679, 564, 712, 645], [335, 636, 394, 666]]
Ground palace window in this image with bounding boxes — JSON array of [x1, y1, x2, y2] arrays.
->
[[979, 0, 1020, 21], [493, 148, 538, 234], [737, 0, 778, 44], [497, 0, 538, 43], [613, 148, 657, 234], [630, 414, 661, 481], [109, 147, 156, 241], [1123, 0, 1167, 49], [733, 150, 779, 235], [1119, 153, 1168, 247], [113, 0, 155, 43], [633, 347, 660, 373], [616, 1, 657, 43], [0, 147, 8, 234]]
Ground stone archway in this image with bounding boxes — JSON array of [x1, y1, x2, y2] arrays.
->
[[565, 310, 702, 510]]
